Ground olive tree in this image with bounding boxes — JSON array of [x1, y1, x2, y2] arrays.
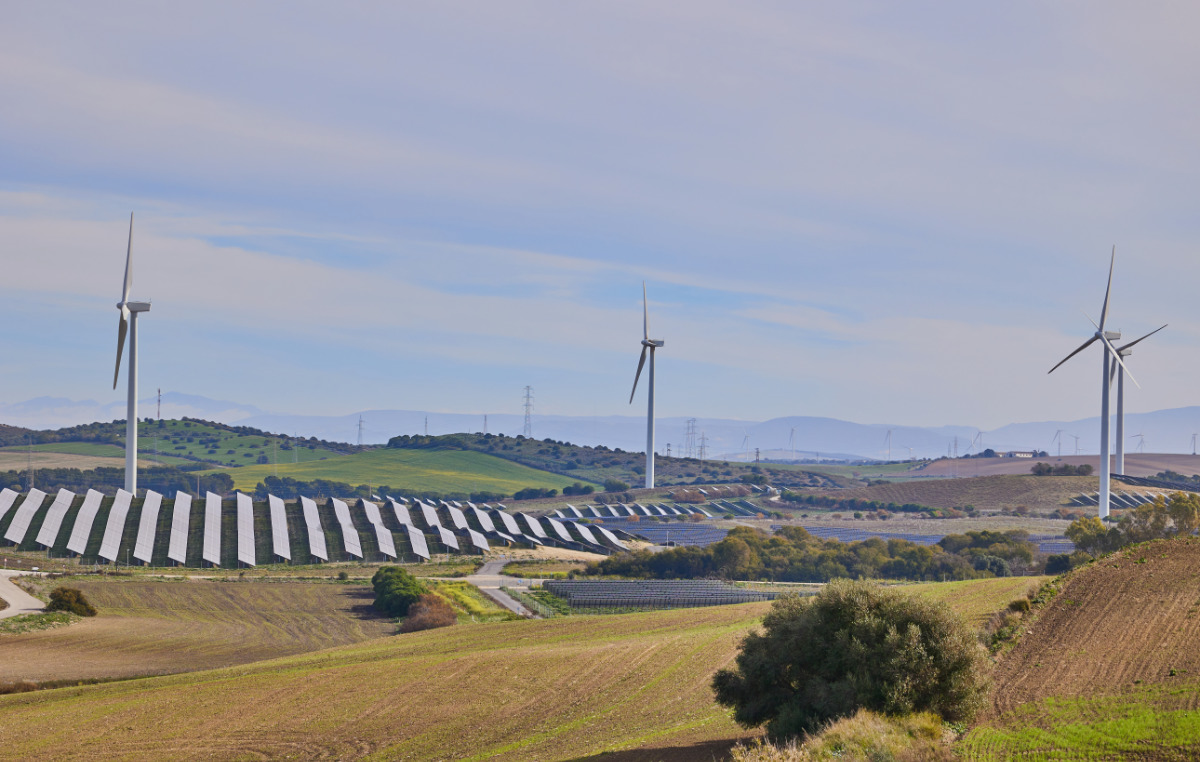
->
[[712, 579, 990, 741]]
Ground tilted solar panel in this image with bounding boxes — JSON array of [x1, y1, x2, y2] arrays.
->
[[446, 503, 469, 531], [0, 488, 18, 524], [268, 495, 291, 560], [467, 528, 489, 552], [568, 521, 601, 546], [434, 523, 460, 551], [203, 492, 222, 566], [132, 490, 164, 564], [419, 502, 441, 529], [66, 489, 104, 555], [331, 498, 363, 558], [405, 525, 430, 560], [545, 516, 575, 543], [168, 492, 192, 564], [390, 498, 413, 527], [236, 493, 256, 567], [361, 499, 396, 558], [299, 496, 328, 561], [592, 524, 628, 550], [34, 489, 76, 549], [471, 506, 496, 533], [4, 488, 47, 545], [493, 510, 524, 537], [98, 489, 134, 561], [520, 513, 548, 539]]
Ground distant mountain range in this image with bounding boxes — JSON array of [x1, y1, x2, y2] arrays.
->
[[4, 393, 1200, 462]]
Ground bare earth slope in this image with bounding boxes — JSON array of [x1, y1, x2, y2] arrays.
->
[[0, 578, 391, 682], [813, 474, 1101, 513]]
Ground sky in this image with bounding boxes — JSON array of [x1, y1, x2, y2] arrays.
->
[[2, 2, 1198, 431]]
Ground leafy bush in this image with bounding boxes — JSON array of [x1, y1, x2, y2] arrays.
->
[[398, 594, 457, 633], [1044, 554, 1072, 574], [712, 580, 990, 742], [45, 587, 96, 617], [371, 567, 426, 617], [603, 478, 631, 493]]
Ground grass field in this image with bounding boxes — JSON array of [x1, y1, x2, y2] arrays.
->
[[207, 446, 585, 493], [0, 442, 125, 457], [897, 576, 1047, 628], [0, 576, 1030, 760], [0, 577, 393, 683]]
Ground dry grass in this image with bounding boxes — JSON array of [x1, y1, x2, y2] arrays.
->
[[0, 577, 392, 683], [896, 577, 1049, 629], [729, 710, 951, 761], [805, 474, 1098, 514]]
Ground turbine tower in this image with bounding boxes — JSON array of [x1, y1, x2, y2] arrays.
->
[[628, 283, 664, 489], [112, 213, 151, 494], [1049, 248, 1137, 519], [1110, 324, 1166, 474]]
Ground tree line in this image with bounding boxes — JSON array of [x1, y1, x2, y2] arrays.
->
[[780, 491, 969, 519]]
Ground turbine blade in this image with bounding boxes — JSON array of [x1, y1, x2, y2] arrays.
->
[[1118, 324, 1167, 352], [122, 212, 134, 304], [1048, 336, 1097, 374], [113, 310, 128, 389], [629, 346, 648, 404], [1102, 336, 1140, 389], [1099, 246, 1114, 330], [642, 281, 648, 341], [1082, 310, 1099, 330]]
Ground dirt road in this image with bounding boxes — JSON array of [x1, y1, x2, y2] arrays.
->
[[466, 558, 538, 616], [0, 571, 46, 620]]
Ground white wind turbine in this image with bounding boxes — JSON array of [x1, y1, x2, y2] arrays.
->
[[1048, 248, 1138, 519], [1110, 324, 1166, 474], [112, 213, 151, 494], [628, 283, 664, 489]]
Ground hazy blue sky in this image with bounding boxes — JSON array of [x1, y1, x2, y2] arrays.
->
[[2, 2, 1197, 430]]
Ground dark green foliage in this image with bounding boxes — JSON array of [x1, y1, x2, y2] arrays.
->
[[513, 487, 558, 500], [562, 482, 594, 496], [712, 580, 990, 741], [1031, 462, 1093, 476], [0, 466, 233, 496], [780, 490, 956, 518], [1044, 554, 1072, 574], [584, 526, 995, 583], [371, 567, 426, 617], [1066, 493, 1200, 558], [603, 478, 631, 493], [972, 555, 1012, 577], [45, 587, 97, 617]]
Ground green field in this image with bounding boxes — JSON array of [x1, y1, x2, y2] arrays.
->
[[207, 447, 585, 493], [0, 442, 124, 458], [136, 419, 346, 467]]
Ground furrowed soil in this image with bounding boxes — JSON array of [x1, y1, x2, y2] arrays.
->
[[961, 537, 1200, 759], [0, 578, 392, 682], [916, 453, 1200, 479], [0, 577, 1021, 761], [809, 474, 1116, 513]]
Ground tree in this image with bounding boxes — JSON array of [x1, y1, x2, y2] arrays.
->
[[1065, 516, 1117, 557], [712, 580, 990, 742], [46, 587, 97, 617], [603, 478, 630, 493], [371, 567, 426, 617]]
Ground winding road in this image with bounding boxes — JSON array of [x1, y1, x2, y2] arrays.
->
[[0, 571, 46, 620], [465, 559, 539, 617]]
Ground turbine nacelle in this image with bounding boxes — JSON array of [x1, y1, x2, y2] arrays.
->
[[642, 339, 664, 348]]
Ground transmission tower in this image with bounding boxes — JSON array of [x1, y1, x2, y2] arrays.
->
[[522, 386, 534, 437], [157, 388, 162, 420], [357, 415, 364, 446], [483, 414, 488, 435], [684, 418, 697, 458], [698, 432, 708, 462], [755, 447, 760, 464]]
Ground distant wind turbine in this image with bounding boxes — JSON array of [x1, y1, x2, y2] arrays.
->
[[112, 213, 151, 494], [1109, 324, 1166, 474], [628, 283, 664, 489], [1048, 248, 1138, 519], [1131, 433, 1146, 454]]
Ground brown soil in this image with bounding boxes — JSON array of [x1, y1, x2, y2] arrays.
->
[[990, 537, 1200, 716], [917, 453, 1200, 479]]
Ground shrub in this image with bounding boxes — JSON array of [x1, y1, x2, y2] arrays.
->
[[1007, 598, 1031, 613], [603, 478, 631, 493], [372, 567, 426, 617], [1044, 554, 1072, 574], [45, 587, 97, 617], [712, 580, 990, 742], [399, 594, 457, 633]]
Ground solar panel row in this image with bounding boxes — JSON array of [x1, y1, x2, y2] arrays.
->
[[34, 489, 75, 550], [300, 496, 329, 561], [203, 492, 222, 566], [98, 489, 134, 561], [66, 489, 104, 555], [268, 495, 291, 561], [168, 492, 192, 564], [236, 493, 256, 567], [133, 490, 163, 564], [4, 488, 47, 545], [331, 499, 363, 558]]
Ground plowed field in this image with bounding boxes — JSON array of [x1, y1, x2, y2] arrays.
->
[[962, 537, 1200, 759], [811, 474, 1107, 513]]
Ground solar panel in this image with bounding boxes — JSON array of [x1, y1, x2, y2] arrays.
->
[[520, 513, 549, 539], [299, 496, 328, 561], [467, 528, 489, 552], [98, 489, 134, 562], [4, 488, 47, 545], [66, 489, 104, 555], [405, 525, 430, 560], [445, 503, 469, 531], [331, 499, 363, 558], [203, 492, 222, 566], [132, 490, 163, 564], [236, 493, 256, 567], [0, 488, 18, 524], [390, 498, 413, 527], [493, 510, 524, 537], [569, 521, 601, 546], [565, 505, 583, 518], [168, 492, 192, 564], [434, 524, 460, 550], [268, 495, 291, 561], [34, 489, 76, 549], [471, 505, 497, 533], [545, 516, 575, 544], [361, 499, 396, 558], [592, 524, 628, 550], [419, 502, 441, 528]]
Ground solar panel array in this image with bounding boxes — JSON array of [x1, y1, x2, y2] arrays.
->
[[268, 495, 291, 561], [203, 492, 222, 566], [300, 496, 329, 561], [331, 499, 363, 558], [34, 489, 76, 550], [133, 490, 164, 564], [361, 499, 396, 558], [0, 488, 18, 525], [598, 519, 729, 547], [98, 489, 134, 561], [236, 493, 256, 567], [4, 488, 47, 545], [168, 492, 192, 564], [544, 579, 780, 609], [66, 489, 104, 555]]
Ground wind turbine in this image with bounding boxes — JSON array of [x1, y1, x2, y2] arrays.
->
[[1050, 429, 1064, 458], [112, 213, 151, 494], [1110, 324, 1166, 474], [884, 430, 892, 461], [1131, 433, 1146, 454], [628, 282, 664, 489], [1048, 248, 1138, 519]]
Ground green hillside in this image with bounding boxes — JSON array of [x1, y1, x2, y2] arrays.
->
[[207, 447, 584, 494]]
